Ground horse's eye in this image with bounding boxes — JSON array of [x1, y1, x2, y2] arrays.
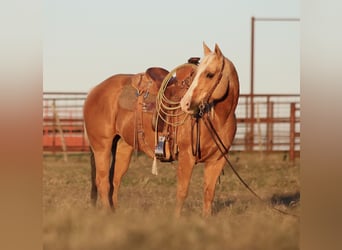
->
[[206, 72, 215, 79]]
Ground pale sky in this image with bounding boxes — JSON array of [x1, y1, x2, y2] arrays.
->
[[43, 0, 300, 94]]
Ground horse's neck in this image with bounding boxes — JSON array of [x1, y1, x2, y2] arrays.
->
[[212, 96, 232, 125], [212, 62, 239, 126]]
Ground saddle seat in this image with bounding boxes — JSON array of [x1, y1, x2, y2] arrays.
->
[[130, 67, 169, 97]]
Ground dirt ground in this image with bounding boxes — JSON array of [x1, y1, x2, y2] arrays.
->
[[43, 152, 300, 250]]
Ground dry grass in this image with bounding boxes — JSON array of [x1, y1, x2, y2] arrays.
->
[[43, 152, 300, 250]]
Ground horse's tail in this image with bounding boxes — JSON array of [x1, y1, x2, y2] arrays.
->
[[108, 135, 120, 208], [90, 146, 97, 206]]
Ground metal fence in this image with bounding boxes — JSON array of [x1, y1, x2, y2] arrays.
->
[[233, 94, 300, 160], [43, 92, 87, 152], [43, 92, 300, 160]]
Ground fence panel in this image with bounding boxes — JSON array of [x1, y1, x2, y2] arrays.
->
[[232, 94, 300, 154], [43, 92, 300, 158], [43, 92, 88, 152]]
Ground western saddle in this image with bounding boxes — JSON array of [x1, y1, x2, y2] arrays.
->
[[129, 57, 200, 162]]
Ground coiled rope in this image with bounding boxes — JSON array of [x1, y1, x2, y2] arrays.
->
[[154, 63, 197, 128]]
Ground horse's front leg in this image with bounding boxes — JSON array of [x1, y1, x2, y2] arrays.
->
[[203, 158, 226, 217], [175, 153, 195, 217]]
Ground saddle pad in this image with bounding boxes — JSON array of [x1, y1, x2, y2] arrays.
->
[[118, 84, 137, 111], [118, 84, 157, 112]]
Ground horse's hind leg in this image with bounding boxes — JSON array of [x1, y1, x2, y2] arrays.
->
[[112, 139, 133, 208], [203, 158, 226, 217], [92, 138, 114, 209]]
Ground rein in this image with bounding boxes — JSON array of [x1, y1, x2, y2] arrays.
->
[[191, 118, 201, 159], [199, 112, 299, 218], [193, 57, 299, 218]]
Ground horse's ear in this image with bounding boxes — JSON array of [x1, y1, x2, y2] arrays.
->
[[203, 42, 212, 56], [214, 43, 223, 58]]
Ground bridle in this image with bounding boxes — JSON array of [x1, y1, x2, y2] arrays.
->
[[196, 56, 226, 118], [191, 56, 226, 159]]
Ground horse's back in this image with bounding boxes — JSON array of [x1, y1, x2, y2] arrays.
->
[[86, 74, 134, 103]]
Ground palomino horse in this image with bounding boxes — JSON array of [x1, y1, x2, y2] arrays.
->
[[83, 43, 239, 217]]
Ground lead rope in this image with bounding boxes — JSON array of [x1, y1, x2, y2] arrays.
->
[[201, 113, 299, 219]]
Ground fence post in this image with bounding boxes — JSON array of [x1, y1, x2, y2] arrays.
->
[[52, 99, 56, 154], [266, 100, 274, 152], [289, 102, 296, 162], [52, 100, 68, 162], [244, 96, 252, 151], [256, 102, 263, 158]]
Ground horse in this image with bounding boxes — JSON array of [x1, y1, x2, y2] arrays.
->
[[83, 42, 239, 217]]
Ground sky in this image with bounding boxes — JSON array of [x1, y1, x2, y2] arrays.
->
[[43, 0, 300, 94]]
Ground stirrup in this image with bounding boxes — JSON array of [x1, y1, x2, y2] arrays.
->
[[155, 135, 172, 162], [155, 136, 166, 160]]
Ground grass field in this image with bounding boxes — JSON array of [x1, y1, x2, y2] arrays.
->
[[43, 152, 300, 250]]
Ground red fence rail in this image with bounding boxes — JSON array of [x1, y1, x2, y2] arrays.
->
[[43, 92, 88, 152], [43, 92, 300, 159]]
